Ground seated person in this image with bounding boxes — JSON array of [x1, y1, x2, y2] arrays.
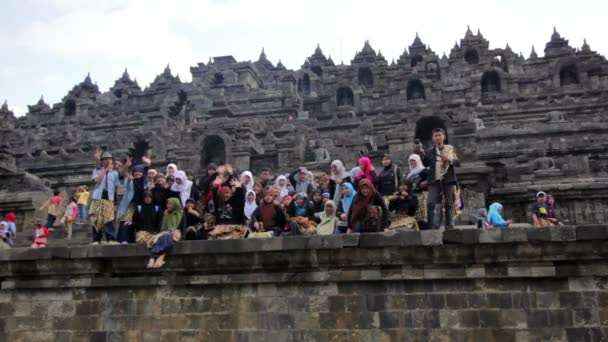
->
[[285, 193, 316, 235], [311, 190, 324, 214], [487, 202, 511, 228], [347, 179, 389, 233], [133, 191, 163, 235], [183, 198, 205, 240], [314, 200, 338, 235], [476, 208, 493, 228], [336, 183, 356, 234], [387, 180, 419, 231], [531, 192, 552, 227], [250, 190, 287, 237], [546, 195, 561, 226]]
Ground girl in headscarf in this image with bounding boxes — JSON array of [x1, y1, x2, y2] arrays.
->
[[315, 200, 338, 235], [166, 163, 178, 177], [250, 189, 287, 237], [137, 197, 183, 269], [207, 178, 248, 240], [133, 191, 163, 235], [253, 182, 264, 205], [171, 170, 193, 208], [348, 179, 389, 233], [244, 190, 258, 223], [240, 171, 255, 194], [275, 175, 292, 202], [311, 189, 324, 214], [336, 183, 356, 234], [353, 157, 377, 190], [376, 154, 401, 200], [289, 167, 314, 198], [330, 160, 352, 203], [487, 202, 511, 228], [183, 198, 205, 240], [406, 154, 429, 229]]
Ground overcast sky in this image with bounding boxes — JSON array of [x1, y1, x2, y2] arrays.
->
[[1, 0, 606, 116]]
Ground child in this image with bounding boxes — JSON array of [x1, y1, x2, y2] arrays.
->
[[531, 192, 551, 227], [61, 197, 79, 239], [39, 190, 63, 229], [76, 186, 90, 223], [31, 220, 50, 248], [476, 208, 493, 228], [487, 202, 511, 228], [0, 221, 11, 248]]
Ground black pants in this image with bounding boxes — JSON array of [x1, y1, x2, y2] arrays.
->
[[92, 221, 117, 242], [427, 181, 455, 229], [117, 222, 135, 243]]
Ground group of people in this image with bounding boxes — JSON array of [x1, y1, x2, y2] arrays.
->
[[476, 192, 562, 228], [59, 127, 460, 268], [25, 127, 561, 267]]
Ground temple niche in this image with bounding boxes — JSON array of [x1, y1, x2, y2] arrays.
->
[[2, 27, 608, 227], [406, 80, 425, 101], [201, 135, 226, 168]]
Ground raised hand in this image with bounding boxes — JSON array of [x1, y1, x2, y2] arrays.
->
[[230, 178, 241, 188], [94, 148, 102, 160], [142, 156, 151, 166]]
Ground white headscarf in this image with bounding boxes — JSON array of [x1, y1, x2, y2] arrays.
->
[[330, 160, 350, 181], [244, 190, 258, 220], [275, 175, 290, 201], [240, 171, 254, 193], [407, 154, 425, 179], [166, 163, 178, 176], [170, 170, 193, 207]]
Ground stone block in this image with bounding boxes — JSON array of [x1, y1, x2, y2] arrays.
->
[[478, 228, 502, 243], [501, 228, 528, 242], [421, 230, 443, 245], [576, 225, 608, 240], [444, 229, 479, 244]]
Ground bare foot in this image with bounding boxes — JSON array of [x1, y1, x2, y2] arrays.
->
[[146, 258, 155, 268], [153, 255, 166, 268]]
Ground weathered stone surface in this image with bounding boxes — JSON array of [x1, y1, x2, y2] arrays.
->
[[0, 228, 606, 340]]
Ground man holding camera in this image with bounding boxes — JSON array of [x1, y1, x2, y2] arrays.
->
[[89, 149, 121, 244], [421, 128, 459, 230]]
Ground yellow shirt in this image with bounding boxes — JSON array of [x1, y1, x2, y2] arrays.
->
[[77, 191, 90, 205]]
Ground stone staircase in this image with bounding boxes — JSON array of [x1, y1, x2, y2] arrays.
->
[[12, 222, 92, 247]]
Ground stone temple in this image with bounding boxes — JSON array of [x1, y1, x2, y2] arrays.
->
[[1, 27, 608, 228]]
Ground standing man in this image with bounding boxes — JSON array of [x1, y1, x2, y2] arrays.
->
[[423, 128, 459, 230], [89, 150, 120, 244]]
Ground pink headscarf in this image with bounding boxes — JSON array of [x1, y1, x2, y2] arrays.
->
[[356, 157, 374, 181]]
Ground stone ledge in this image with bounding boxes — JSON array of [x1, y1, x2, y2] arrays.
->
[[0, 226, 604, 262]]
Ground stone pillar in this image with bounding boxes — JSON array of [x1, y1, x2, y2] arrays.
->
[[232, 147, 251, 172]]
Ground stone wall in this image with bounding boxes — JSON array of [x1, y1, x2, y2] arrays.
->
[[1, 227, 608, 341]]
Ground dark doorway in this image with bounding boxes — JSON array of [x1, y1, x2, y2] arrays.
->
[[411, 55, 423, 67], [311, 66, 323, 77], [336, 87, 354, 107], [464, 48, 479, 64], [560, 64, 578, 86], [407, 80, 426, 101], [64, 99, 76, 116], [302, 74, 311, 95], [201, 136, 226, 168], [481, 71, 501, 93], [358, 67, 373, 88], [415, 116, 447, 148]]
